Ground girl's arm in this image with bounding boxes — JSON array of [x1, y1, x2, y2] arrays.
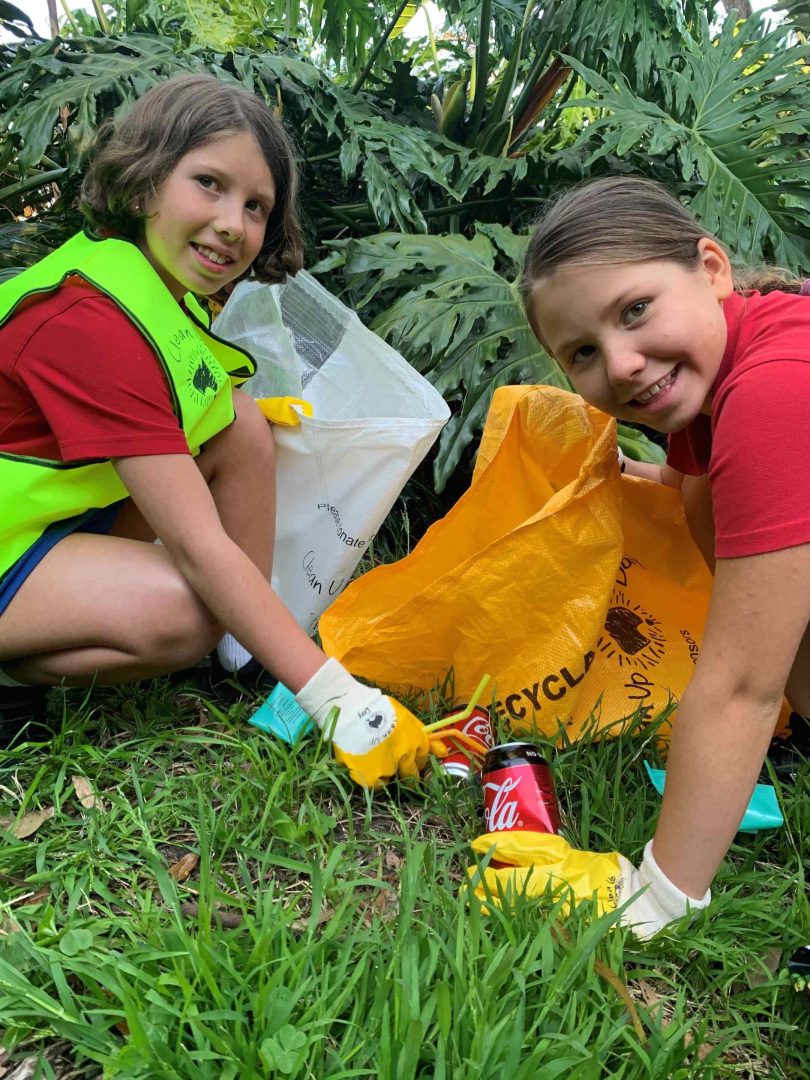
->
[[651, 541, 810, 898], [623, 456, 684, 489], [115, 452, 325, 693]]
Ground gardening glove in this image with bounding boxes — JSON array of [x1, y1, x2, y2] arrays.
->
[[256, 396, 313, 426], [295, 658, 441, 788], [469, 832, 710, 941]]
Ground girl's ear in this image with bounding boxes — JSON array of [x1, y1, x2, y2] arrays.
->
[[697, 236, 734, 300]]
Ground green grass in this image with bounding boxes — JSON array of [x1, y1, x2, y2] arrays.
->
[[0, 679, 808, 1078]]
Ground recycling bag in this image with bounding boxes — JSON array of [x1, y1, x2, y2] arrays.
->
[[320, 385, 714, 740], [215, 274, 449, 635]]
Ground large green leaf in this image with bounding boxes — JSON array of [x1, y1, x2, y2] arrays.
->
[[442, 0, 527, 56], [543, 0, 706, 91], [331, 227, 562, 488], [563, 12, 810, 270], [337, 116, 527, 232], [0, 0, 35, 38], [0, 35, 201, 172], [0, 35, 365, 221], [309, 0, 395, 73], [774, 0, 810, 31]]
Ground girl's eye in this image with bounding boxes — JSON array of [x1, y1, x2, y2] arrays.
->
[[246, 199, 269, 216], [625, 300, 649, 323], [570, 345, 596, 366], [196, 175, 217, 190]]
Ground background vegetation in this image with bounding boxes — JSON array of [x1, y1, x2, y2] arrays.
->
[[2, 0, 809, 492], [0, 5, 809, 1073]]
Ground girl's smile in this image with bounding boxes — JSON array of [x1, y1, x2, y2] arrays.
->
[[138, 131, 276, 300], [527, 240, 734, 433]]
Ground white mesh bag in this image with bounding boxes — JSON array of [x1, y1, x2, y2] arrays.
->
[[214, 272, 449, 635]]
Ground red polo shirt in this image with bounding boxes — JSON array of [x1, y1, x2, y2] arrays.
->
[[0, 278, 189, 462], [667, 290, 810, 557]]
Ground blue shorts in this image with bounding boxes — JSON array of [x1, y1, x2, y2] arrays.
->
[[0, 502, 124, 617]]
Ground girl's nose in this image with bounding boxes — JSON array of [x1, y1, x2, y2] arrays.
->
[[603, 339, 646, 384], [215, 200, 244, 241]]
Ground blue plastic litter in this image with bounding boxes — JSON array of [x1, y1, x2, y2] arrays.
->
[[249, 682, 313, 744], [643, 761, 783, 833]]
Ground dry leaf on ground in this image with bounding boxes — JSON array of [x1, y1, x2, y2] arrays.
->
[[632, 978, 717, 1062], [4, 1058, 38, 1080], [70, 776, 97, 809], [180, 901, 242, 929], [363, 888, 399, 927], [0, 913, 21, 936], [384, 849, 404, 871], [291, 905, 334, 935], [168, 853, 199, 882], [635, 978, 667, 1019], [0, 808, 54, 839], [745, 946, 783, 989]]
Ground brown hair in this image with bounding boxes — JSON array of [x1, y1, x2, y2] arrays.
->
[[80, 73, 303, 284], [521, 176, 803, 306]]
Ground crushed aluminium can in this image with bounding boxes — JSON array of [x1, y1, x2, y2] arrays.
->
[[437, 705, 494, 778]]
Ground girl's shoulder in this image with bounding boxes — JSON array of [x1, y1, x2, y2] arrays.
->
[[726, 288, 810, 366], [713, 289, 810, 418], [5, 278, 129, 341], [3, 280, 147, 376]]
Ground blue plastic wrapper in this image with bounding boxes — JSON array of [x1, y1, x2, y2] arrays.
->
[[644, 761, 783, 832], [249, 682, 313, 744]]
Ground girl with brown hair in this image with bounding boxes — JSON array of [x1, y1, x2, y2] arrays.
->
[[519, 175, 809, 936], [0, 74, 436, 788]]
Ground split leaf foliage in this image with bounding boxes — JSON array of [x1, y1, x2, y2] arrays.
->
[[0, 2, 808, 489]]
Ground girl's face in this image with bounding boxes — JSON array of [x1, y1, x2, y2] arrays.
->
[[139, 131, 276, 300], [527, 240, 734, 433]]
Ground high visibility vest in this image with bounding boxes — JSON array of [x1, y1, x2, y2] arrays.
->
[[0, 230, 256, 583]]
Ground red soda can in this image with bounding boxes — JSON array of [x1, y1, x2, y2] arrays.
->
[[438, 705, 493, 778], [482, 742, 561, 834]]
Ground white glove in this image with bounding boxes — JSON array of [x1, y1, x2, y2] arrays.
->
[[295, 658, 396, 751], [617, 840, 711, 940], [294, 658, 430, 787]]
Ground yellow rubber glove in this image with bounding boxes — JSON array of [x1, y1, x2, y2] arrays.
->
[[255, 396, 313, 426], [469, 832, 710, 939], [295, 659, 440, 789], [470, 832, 625, 914], [335, 699, 432, 788]]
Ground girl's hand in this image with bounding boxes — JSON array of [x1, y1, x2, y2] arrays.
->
[[468, 832, 709, 940], [295, 658, 432, 788]]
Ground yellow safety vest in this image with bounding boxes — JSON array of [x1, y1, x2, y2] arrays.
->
[[0, 230, 256, 582]]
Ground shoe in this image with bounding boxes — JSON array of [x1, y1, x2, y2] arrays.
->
[[765, 712, 810, 783], [207, 655, 275, 704], [0, 686, 53, 748]]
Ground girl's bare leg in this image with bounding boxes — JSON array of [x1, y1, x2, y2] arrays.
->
[[0, 390, 279, 685], [0, 534, 220, 685]]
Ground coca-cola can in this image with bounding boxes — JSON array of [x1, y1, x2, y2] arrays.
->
[[438, 706, 493, 778], [482, 742, 561, 834]]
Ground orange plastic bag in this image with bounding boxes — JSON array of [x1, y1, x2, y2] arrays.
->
[[320, 386, 714, 740]]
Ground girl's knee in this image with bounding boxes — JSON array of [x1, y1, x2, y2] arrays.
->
[[143, 574, 221, 670]]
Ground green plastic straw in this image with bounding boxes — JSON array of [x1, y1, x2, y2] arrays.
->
[[425, 674, 492, 733]]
